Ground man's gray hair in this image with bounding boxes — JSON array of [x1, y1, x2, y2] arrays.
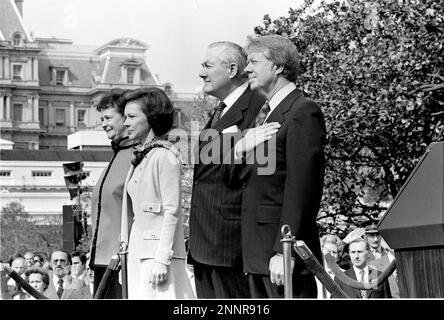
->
[[208, 41, 248, 79], [245, 34, 300, 83]]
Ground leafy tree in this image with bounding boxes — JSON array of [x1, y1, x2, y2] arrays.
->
[[254, 0, 444, 236], [1, 201, 62, 261]]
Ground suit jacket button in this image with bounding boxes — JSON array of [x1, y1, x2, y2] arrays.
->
[[194, 180, 199, 185], [242, 183, 247, 188]]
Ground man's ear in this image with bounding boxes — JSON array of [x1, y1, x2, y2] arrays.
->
[[275, 65, 284, 76], [228, 63, 239, 79]]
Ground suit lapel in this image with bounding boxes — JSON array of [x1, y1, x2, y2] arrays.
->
[[367, 268, 379, 298], [195, 88, 252, 180], [345, 268, 362, 298], [210, 87, 252, 133], [265, 88, 302, 124]]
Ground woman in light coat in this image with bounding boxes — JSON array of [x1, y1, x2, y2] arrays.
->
[[121, 87, 194, 299]]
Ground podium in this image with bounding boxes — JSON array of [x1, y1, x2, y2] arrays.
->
[[379, 142, 444, 298]]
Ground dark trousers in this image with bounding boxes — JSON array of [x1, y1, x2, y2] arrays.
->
[[193, 261, 250, 299], [248, 273, 317, 298], [92, 265, 122, 299]]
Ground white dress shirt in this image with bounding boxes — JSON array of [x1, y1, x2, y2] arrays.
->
[[263, 82, 296, 122], [52, 274, 68, 290], [220, 81, 248, 118], [233, 82, 296, 159], [353, 265, 369, 283]]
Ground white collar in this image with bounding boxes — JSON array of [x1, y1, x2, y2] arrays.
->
[[53, 274, 68, 288], [221, 82, 248, 116], [268, 82, 296, 110], [264, 82, 296, 122], [353, 265, 369, 280]]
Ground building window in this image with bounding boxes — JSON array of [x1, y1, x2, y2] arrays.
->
[[0, 171, 11, 176], [56, 70, 65, 85], [32, 171, 52, 177], [55, 109, 65, 126], [12, 64, 24, 80], [127, 67, 136, 84], [39, 108, 45, 126], [13, 104, 23, 121], [77, 109, 87, 128], [13, 33, 21, 46], [51, 67, 69, 86]]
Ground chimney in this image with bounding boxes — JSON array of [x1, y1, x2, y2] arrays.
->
[[15, 0, 24, 17]]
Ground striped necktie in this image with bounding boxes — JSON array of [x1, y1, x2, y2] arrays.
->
[[210, 102, 226, 128], [254, 101, 271, 127], [57, 278, 64, 299]]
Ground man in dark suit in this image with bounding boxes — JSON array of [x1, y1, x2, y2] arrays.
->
[[188, 41, 265, 298], [234, 34, 326, 298], [333, 238, 392, 298]]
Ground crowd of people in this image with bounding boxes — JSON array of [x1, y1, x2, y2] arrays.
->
[[1, 34, 398, 300], [317, 221, 399, 299], [2, 249, 93, 299], [1, 219, 398, 300]]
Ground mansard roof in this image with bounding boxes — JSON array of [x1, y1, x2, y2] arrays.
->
[[100, 56, 158, 85], [0, 0, 32, 42], [95, 37, 149, 53]]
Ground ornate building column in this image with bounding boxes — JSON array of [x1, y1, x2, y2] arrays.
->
[[0, 94, 4, 119], [33, 96, 39, 122], [4, 57, 9, 79], [6, 94, 11, 120], [27, 96, 33, 122], [135, 68, 141, 84], [48, 101, 54, 127], [33, 57, 39, 81], [27, 58, 33, 80], [0, 57, 3, 78], [69, 102, 75, 132]]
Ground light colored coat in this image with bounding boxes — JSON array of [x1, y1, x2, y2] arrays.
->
[[121, 143, 186, 265], [44, 273, 92, 300]]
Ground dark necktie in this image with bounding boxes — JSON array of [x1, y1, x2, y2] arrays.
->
[[359, 270, 367, 299], [210, 102, 226, 128], [254, 101, 271, 127], [57, 278, 64, 299]]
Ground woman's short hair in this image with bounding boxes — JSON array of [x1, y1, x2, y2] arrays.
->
[[96, 88, 129, 116], [245, 34, 300, 83], [320, 234, 343, 251], [25, 267, 50, 290], [123, 87, 174, 136]]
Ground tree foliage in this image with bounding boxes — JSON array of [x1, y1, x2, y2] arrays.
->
[[1, 201, 62, 261], [255, 0, 444, 235]]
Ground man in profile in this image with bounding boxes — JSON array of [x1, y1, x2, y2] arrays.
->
[[235, 34, 325, 298], [188, 41, 264, 298]]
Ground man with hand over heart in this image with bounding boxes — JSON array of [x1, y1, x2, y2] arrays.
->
[[188, 41, 266, 299]]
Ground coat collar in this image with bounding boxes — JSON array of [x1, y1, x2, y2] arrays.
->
[[265, 88, 302, 124], [205, 87, 252, 133]]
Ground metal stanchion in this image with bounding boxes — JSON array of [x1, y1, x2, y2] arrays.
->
[[281, 225, 295, 299], [118, 241, 128, 299]]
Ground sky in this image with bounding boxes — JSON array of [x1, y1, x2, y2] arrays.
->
[[22, 0, 303, 93]]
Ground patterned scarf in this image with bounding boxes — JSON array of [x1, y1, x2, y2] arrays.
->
[[131, 135, 170, 167]]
